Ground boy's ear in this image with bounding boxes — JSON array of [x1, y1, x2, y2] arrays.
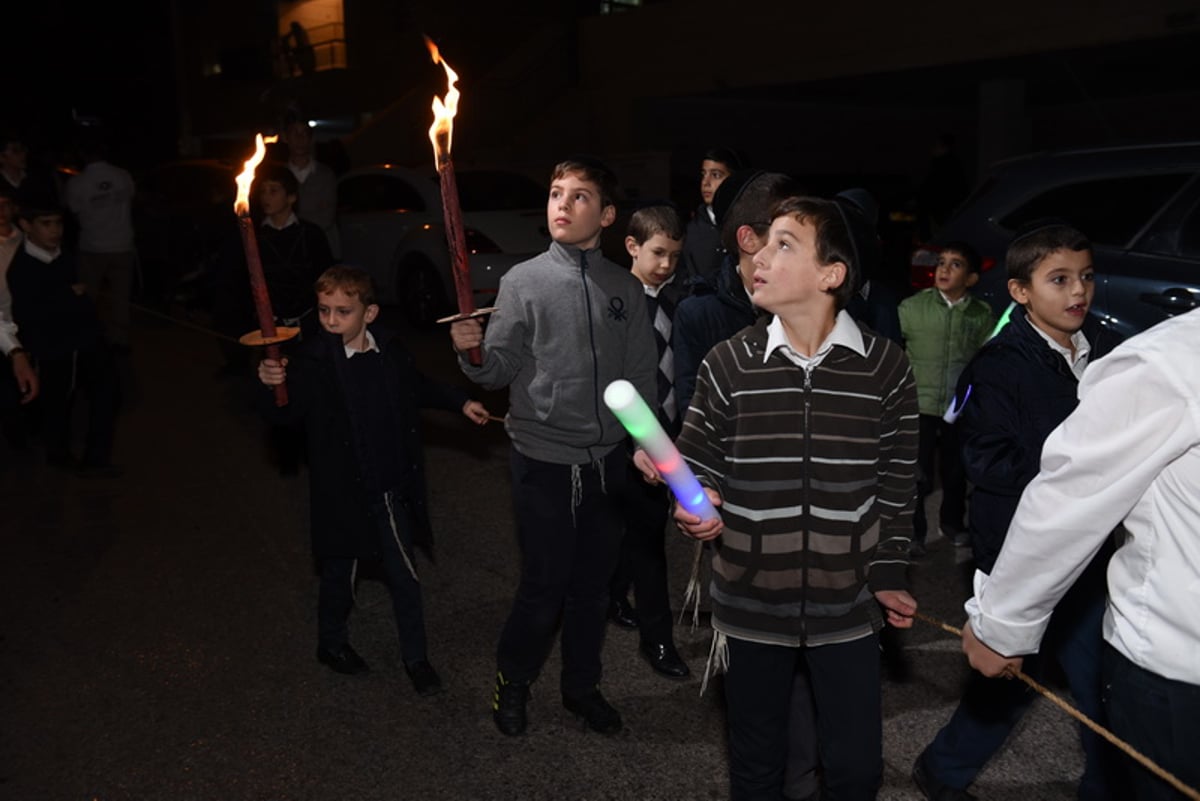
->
[[735, 224, 761, 254], [965, 271, 980, 288], [364, 303, 381, 323], [1007, 279, 1029, 305], [600, 204, 617, 229], [624, 236, 640, 260], [822, 261, 848, 292]]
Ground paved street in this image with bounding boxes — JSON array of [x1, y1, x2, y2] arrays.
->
[[0, 304, 1094, 800]]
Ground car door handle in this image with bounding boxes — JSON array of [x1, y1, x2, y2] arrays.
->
[[1139, 288, 1198, 312]]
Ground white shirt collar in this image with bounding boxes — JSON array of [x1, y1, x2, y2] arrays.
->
[[705, 205, 716, 224], [938, 289, 969, 307], [641, 273, 677, 297], [289, 161, 315, 183], [344, 329, 379, 358], [263, 212, 299, 231], [1024, 316, 1091, 379], [764, 309, 866, 368], [23, 238, 60, 263]]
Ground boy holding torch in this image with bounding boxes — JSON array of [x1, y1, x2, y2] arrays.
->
[[449, 157, 657, 737]]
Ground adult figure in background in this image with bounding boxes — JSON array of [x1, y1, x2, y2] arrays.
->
[[0, 183, 39, 451], [282, 113, 340, 259], [681, 147, 744, 290], [837, 188, 902, 345], [65, 131, 137, 351]]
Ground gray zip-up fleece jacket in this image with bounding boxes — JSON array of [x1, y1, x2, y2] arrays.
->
[[459, 240, 658, 464]]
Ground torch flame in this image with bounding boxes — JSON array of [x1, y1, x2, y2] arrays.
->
[[425, 36, 460, 165], [234, 133, 280, 217]]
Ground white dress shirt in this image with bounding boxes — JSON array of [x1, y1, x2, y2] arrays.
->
[[967, 308, 1200, 684]]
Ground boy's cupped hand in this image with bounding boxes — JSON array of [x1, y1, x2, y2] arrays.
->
[[258, 357, 288, 387], [874, 589, 917, 628], [450, 318, 483, 353], [674, 487, 723, 541]]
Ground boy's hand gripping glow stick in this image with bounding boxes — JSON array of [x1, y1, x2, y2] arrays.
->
[[603, 380, 720, 522]]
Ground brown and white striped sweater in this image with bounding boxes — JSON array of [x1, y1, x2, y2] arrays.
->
[[677, 314, 919, 648]]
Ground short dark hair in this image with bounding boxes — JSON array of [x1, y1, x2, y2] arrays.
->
[[1006, 220, 1092, 283], [768, 196, 863, 310], [702, 147, 745, 171], [315, 265, 377, 307], [718, 171, 800, 255], [259, 164, 299, 197], [551, 156, 621, 209], [939, 240, 982, 274], [627, 204, 684, 244]]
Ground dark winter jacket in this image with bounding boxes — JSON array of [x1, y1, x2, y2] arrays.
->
[[258, 327, 469, 559], [7, 246, 105, 359], [681, 203, 723, 289], [954, 307, 1117, 572], [672, 255, 758, 416]]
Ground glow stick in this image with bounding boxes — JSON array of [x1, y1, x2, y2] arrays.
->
[[603, 380, 719, 522]]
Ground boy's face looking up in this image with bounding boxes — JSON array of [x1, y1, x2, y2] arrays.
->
[[626, 232, 683, 288], [317, 288, 379, 347], [699, 159, 732, 207], [751, 215, 845, 315], [19, 213, 64, 251], [547, 171, 616, 250], [259, 180, 295, 220], [1008, 248, 1094, 350], [934, 248, 978, 301]]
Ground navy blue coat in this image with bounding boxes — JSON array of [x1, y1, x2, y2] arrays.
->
[[672, 256, 758, 416], [953, 307, 1117, 572], [259, 327, 468, 559]]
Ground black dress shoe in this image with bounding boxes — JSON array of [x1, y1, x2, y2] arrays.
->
[[316, 644, 370, 675], [562, 687, 622, 735], [608, 598, 639, 630], [912, 750, 976, 800], [493, 671, 531, 736], [639, 640, 691, 679], [405, 660, 443, 696]]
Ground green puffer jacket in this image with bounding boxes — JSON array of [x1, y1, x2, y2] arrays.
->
[[898, 288, 995, 416]]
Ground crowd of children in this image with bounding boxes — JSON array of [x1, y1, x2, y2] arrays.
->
[[3, 117, 1191, 800]]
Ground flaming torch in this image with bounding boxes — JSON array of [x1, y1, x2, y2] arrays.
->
[[234, 133, 299, 406], [426, 36, 491, 366]]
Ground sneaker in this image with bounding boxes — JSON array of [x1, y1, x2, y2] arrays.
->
[[404, 660, 443, 696], [912, 750, 976, 800], [316, 643, 370, 675], [492, 671, 531, 736], [562, 687, 622, 735]]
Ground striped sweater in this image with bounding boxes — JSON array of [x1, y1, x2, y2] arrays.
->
[[677, 314, 919, 647]]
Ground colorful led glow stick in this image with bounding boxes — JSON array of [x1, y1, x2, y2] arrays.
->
[[603, 380, 720, 522], [988, 301, 1017, 341]]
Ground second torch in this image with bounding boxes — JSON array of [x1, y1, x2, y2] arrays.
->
[[602, 379, 720, 523]]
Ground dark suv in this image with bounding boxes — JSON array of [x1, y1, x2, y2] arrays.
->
[[910, 142, 1200, 340]]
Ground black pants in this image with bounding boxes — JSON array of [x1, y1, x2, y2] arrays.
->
[[497, 448, 625, 698], [609, 468, 675, 645], [317, 492, 427, 666], [724, 634, 882, 801], [914, 413, 966, 542], [37, 347, 120, 466]]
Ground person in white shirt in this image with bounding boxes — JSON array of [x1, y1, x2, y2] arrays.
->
[[281, 115, 339, 259], [0, 183, 38, 405], [962, 306, 1200, 801], [65, 132, 137, 350]]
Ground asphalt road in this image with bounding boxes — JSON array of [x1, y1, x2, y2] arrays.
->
[[0, 303, 1092, 800]]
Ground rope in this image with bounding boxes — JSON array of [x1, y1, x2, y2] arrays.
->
[[914, 611, 1200, 800]]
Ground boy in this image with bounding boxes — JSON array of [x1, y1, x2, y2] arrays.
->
[[257, 266, 489, 695], [607, 204, 690, 679], [6, 196, 120, 476], [897, 242, 993, 556], [913, 221, 1121, 800], [281, 113, 340, 258], [681, 147, 743, 288], [673, 195, 919, 800], [449, 156, 657, 737], [964, 305, 1200, 801]]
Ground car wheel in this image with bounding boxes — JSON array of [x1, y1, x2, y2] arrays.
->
[[398, 256, 449, 328]]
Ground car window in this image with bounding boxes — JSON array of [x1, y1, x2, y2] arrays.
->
[[455, 170, 545, 211], [998, 173, 1191, 247], [338, 174, 426, 214], [1136, 176, 1200, 259]]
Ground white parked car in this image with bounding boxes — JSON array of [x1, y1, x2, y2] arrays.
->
[[337, 164, 550, 325]]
